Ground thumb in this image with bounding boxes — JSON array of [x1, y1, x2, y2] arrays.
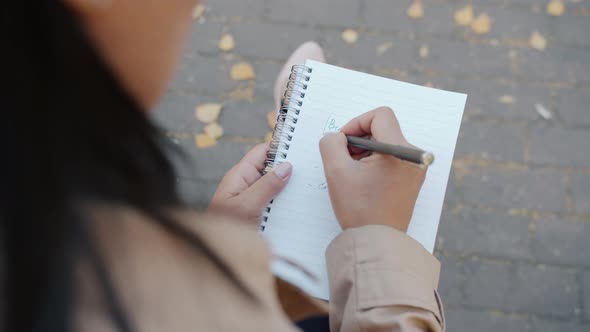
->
[[319, 132, 353, 170], [240, 162, 292, 212]]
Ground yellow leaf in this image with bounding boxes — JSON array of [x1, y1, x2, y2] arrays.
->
[[424, 81, 433, 88], [230, 62, 256, 81], [267, 111, 277, 129], [341, 29, 359, 44], [407, 0, 424, 19], [376, 42, 393, 55], [195, 103, 223, 124], [529, 31, 547, 51], [546, 0, 565, 16], [195, 133, 217, 149], [192, 4, 205, 19], [204, 122, 224, 139], [498, 95, 516, 104], [471, 13, 491, 35], [218, 33, 235, 52], [419, 44, 429, 58], [454, 5, 474, 26], [264, 132, 274, 143]]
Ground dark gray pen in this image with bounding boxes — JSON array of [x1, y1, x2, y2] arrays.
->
[[346, 135, 435, 166]]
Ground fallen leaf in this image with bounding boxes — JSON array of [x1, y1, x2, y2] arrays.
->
[[195, 103, 223, 123], [419, 44, 429, 58], [192, 4, 205, 19], [264, 132, 274, 143], [195, 133, 217, 149], [546, 0, 565, 16], [204, 122, 224, 139], [267, 111, 277, 129], [407, 0, 424, 19], [424, 81, 433, 88], [218, 33, 235, 52], [341, 29, 359, 44], [376, 41, 393, 55], [230, 62, 256, 80], [471, 13, 491, 34], [535, 103, 553, 120], [498, 95, 516, 104], [529, 30, 547, 51], [454, 5, 474, 26]]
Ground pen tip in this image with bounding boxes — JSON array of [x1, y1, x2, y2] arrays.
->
[[422, 153, 435, 166]]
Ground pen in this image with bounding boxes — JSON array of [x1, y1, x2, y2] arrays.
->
[[345, 135, 435, 166]]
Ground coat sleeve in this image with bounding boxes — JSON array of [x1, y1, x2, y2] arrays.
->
[[326, 225, 444, 332]]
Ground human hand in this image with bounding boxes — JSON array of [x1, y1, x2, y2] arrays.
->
[[319, 107, 426, 232], [208, 143, 292, 224]]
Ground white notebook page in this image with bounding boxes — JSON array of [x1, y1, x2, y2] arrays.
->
[[263, 60, 467, 300]]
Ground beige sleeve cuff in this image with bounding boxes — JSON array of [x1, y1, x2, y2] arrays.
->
[[326, 225, 443, 326]]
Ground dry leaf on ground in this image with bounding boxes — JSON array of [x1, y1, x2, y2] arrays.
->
[[341, 29, 359, 44], [267, 111, 277, 129], [419, 45, 429, 58], [454, 5, 474, 26], [407, 0, 424, 19], [546, 0, 565, 16], [192, 4, 205, 19], [195, 133, 217, 149], [218, 33, 235, 52], [264, 132, 274, 143], [195, 103, 223, 123], [529, 31, 547, 51], [204, 122, 224, 139], [471, 13, 491, 34], [376, 42, 393, 55], [230, 62, 256, 80], [498, 95, 516, 104]]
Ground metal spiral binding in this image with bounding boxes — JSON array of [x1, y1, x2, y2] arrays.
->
[[260, 64, 312, 232]]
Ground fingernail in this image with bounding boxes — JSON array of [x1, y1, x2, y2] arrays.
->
[[274, 162, 292, 180]]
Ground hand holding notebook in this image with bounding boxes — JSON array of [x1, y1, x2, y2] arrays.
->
[[262, 61, 467, 299]]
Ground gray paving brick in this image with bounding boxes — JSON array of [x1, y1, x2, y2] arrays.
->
[[422, 38, 513, 79], [531, 318, 588, 332], [444, 169, 460, 203], [556, 88, 590, 127], [170, 137, 257, 181], [170, 56, 237, 95], [253, 61, 284, 102], [153, 93, 216, 133], [363, 0, 456, 38], [219, 100, 275, 138], [464, 259, 578, 316], [322, 30, 419, 68], [571, 175, 590, 215], [528, 126, 590, 167], [185, 21, 225, 56], [454, 79, 550, 121], [438, 207, 532, 259], [455, 121, 525, 162], [445, 308, 531, 332], [229, 22, 320, 61], [584, 271, 590, 321], [435, 254, 465, 306], [269, 0, 360, 27], [207, 0, 266, 18], [555, 16, 590, 48], [517, 46, 590, 84], [177, 178, 220, 210], [533, 216, 590, 266], [481, 7, 552, 42], [461, 167, 567, 211]]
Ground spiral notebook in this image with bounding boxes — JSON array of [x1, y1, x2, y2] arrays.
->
[[262, 60, 467, 300]]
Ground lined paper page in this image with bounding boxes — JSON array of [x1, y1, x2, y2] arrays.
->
[[263, 60, 467, 299]]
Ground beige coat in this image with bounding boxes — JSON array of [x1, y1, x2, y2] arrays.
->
[[75, 206, 444, 331]]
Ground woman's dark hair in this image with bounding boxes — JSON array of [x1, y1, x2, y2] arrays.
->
[[1, 2, 251, 331]]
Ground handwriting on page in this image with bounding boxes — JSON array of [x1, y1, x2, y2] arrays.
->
[[322, 114, 343, 134]]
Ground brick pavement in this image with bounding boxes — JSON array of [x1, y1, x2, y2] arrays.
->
[[153, 0, 590, 330]]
